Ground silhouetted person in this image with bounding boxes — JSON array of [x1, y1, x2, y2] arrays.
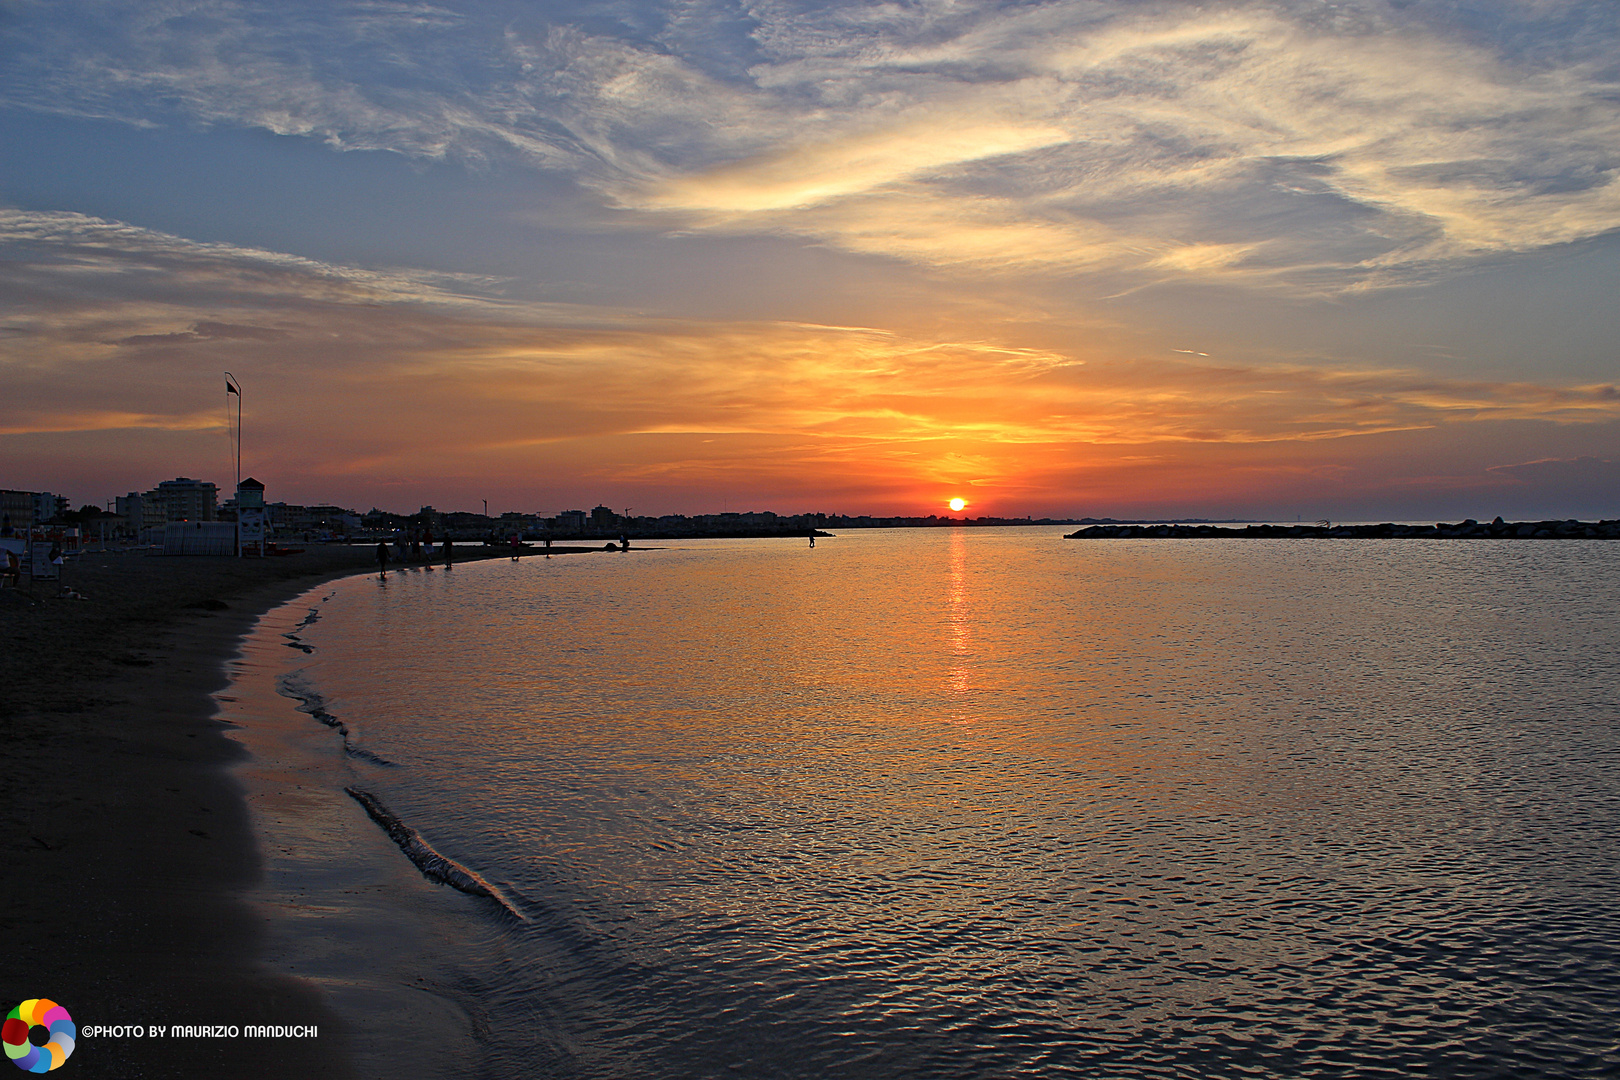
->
[[808, 533, 815, 548], [376, 541, 390, 576]]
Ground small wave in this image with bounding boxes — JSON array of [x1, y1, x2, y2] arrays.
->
[[344, 787, 524, 920], [279, 609, 321, 652], [345, 745, 398, 767], [278, 676, 348, 736], [276, 674, 397, 765]]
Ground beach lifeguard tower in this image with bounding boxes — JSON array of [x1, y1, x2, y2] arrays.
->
[[236, 477, 266, 557]]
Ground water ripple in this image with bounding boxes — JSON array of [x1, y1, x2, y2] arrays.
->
[[291, 532, 1620, 1078]]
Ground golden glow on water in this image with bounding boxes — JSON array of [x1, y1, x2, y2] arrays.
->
[[946, 528, 972, 707], [272, 532, 1620, 1078]]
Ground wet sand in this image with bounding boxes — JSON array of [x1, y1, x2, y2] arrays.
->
[[0, 544, 529, 1078]]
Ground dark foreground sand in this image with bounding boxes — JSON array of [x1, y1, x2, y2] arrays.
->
[[0, 545, 541, 1078]]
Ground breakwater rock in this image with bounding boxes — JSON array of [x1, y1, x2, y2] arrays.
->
[[1065, 517, 1620, 540]]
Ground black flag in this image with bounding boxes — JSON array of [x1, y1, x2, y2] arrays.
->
[[226, 381, 240, 395]]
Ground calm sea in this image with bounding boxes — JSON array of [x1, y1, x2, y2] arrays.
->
[[223, 528, 1620, 1078]]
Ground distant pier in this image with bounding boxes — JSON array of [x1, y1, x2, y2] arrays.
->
[[1066, 517, 1620, 540]]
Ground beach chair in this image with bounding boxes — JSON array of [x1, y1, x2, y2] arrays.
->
[[0, 543, 22, 589]]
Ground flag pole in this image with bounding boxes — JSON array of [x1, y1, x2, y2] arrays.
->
[[226, 373, 241, 556], [225, 373, 241, 489]]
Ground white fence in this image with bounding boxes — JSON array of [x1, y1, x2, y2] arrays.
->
[[161, 521, 238, 556]]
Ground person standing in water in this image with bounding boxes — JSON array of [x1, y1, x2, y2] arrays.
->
[[375, 540, 390, 577]]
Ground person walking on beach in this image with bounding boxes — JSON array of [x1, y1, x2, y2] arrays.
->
[[442, 536, 454, 566], [376, 540, 390, 577]]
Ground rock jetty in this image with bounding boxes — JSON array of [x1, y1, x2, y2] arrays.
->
[[1065, 517, 1620, 540]]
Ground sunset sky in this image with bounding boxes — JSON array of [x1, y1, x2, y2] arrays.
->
[[3, 0, 1618, 520]]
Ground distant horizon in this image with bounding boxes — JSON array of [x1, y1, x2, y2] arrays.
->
[[12, 472, 1615, 530]]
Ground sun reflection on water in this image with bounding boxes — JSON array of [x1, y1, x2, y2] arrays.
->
[[946, 528, 972, 705]]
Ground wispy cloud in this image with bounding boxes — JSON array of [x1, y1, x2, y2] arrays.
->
[[0, 209, 512, 309], [4, 2, 1618, 291], [635, 3, 1620, 289], [1486, 455, 1620, 485]]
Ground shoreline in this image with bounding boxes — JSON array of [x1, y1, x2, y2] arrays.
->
[[0, 545, 535, 1077]]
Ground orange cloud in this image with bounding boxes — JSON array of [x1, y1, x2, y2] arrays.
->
[[5, 211, 1617, 518], [7, 295, 1619, 515]]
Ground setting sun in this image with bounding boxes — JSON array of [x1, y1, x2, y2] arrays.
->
[[949, 497, 967, 512]]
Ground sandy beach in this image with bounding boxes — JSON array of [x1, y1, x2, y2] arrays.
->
[[0, 544, 524, 1078]]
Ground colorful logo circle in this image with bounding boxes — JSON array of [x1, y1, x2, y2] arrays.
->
[[3, 1001, 75, 1073]]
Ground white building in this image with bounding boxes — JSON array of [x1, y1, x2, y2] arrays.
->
[[117, 491, 167, 535], [149, 477, 219, 522]]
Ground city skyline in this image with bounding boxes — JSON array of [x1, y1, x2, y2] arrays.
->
[[3, 1, 1618, 521]]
